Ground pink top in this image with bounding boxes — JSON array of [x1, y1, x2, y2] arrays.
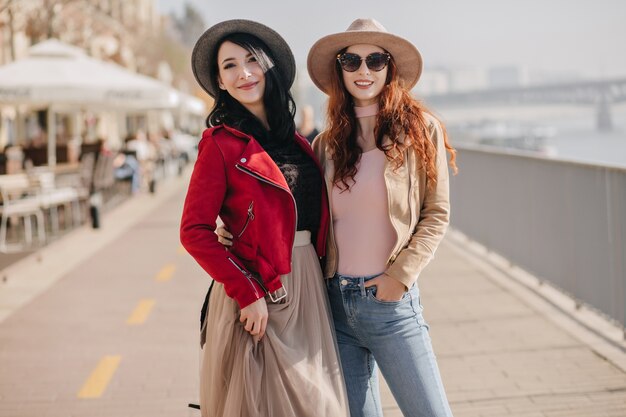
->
[[332, 148, 396, 276]]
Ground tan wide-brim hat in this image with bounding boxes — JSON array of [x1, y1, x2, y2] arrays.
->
[[307, 18, 422, 94], [192, 19, 296, 97]]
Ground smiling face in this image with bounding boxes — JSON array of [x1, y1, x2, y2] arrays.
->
[[216, 41, 266, 112], [341, 44, 389, 106]]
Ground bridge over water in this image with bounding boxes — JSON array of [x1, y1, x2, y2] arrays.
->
[[425, 77, 626, 131]]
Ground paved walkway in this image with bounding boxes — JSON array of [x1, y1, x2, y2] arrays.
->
[[0, 172, 625, 417]]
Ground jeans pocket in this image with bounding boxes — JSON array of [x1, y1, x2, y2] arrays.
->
[[367, 287, 411, 306]]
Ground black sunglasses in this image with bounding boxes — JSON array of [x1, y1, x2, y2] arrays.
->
[[337, 52, 391, 72]]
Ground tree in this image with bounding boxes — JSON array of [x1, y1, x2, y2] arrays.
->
[[0, 0, 16, 60], [23, 0, 79, 42], [174, 3, 206, 48]]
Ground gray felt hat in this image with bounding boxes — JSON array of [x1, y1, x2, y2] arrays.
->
[[192, 19, 296, 97]]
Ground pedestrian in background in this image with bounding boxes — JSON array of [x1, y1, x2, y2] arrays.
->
[[180, 19, 349, 417], [307, 18, 458, 417], [297, 104, 320, 144]]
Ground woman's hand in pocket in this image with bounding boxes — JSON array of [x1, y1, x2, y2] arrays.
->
[[364, 273, 406, 302], [216, 225, 233, 247]]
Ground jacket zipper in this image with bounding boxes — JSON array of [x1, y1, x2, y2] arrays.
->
[[385, 162, 403, 264], [237, 201, 255, 238], [228, 257, 262, 298], [235, 164, 298, 251], [406, 151, 414, 245]]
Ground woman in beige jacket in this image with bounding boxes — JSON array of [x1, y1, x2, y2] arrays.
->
[[306, 18, 458, 417]]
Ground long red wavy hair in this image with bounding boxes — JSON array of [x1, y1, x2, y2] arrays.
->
[[320, 54, 458, 191]]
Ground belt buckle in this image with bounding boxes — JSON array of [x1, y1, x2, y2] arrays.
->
[[268, 286, 287, 303]]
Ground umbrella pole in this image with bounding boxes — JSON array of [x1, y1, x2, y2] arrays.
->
[[47, 106, 56, 167]]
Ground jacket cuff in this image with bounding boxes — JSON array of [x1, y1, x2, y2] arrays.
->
[[385, 254, 433, 289], [232, 280, 266, 309]]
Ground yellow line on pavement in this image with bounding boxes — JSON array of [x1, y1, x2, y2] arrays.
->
[[77, 355, 121, 399], [126, 299, 156, 325], [155, 264, 175, 282]]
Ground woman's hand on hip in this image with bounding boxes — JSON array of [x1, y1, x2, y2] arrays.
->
[[216, 225, 233, 247], [364, 273, 406, 302], [240, 297, 268, 342]]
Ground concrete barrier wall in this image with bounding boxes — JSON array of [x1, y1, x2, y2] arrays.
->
[[449, 145, 626, 327]]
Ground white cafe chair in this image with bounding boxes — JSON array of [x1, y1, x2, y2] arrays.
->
[[29, 170, 81, 234], [0, 174, 46, 252]]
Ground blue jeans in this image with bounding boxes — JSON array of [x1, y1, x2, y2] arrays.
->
[[327, 273, 453, 417]]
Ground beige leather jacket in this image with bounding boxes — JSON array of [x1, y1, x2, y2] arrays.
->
[[312, 113, 450, 289]]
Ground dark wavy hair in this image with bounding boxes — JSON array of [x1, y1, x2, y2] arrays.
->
[[322, 48, 457, 191], [206, 33, 296, 143]]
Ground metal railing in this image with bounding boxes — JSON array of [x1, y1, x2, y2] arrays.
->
[[449, 144, 626, 328]]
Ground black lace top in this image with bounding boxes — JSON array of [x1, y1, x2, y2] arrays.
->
[[259, 137, 321, 236]]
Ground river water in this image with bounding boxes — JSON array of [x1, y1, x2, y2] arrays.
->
[[437, 103, 626, 168]]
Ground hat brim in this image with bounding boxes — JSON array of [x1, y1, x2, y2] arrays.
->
[[192, 19, 296, 98], [307, 31, 422, 95]]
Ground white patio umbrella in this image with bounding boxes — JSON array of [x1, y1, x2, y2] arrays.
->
[[173, 91, 206, 116], [0, 39, 176, 108], [0, 39, 178, 165]]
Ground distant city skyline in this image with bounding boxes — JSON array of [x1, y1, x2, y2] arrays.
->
[[157, 0, 626, 80]]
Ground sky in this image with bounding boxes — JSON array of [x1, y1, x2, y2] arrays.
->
[[157, 0, 626, 80]]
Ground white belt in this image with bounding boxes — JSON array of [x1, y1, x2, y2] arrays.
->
[[293, 230, 311, 247]]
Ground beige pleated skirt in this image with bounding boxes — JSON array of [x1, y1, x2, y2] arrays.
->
[[199, 231, 350, 417]]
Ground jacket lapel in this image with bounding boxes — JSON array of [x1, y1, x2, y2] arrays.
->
[[237, 139, 289, 190], [322, 146, 335, 186], [223, 125, 289, 190]]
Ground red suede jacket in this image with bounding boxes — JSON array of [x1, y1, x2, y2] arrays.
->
[[180, 124, 329, 308]]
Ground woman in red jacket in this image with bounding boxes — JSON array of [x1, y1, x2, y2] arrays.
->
[[181, 20, 349, 417]]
